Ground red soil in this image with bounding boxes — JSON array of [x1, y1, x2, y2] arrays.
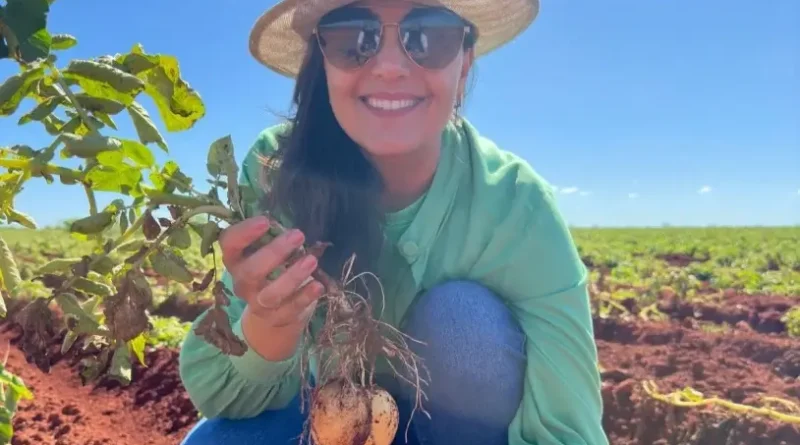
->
[[0, 290, 798, 445]]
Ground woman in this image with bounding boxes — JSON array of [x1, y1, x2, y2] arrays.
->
[[178, 0, 607, 444]]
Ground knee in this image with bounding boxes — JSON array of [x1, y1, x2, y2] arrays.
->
[[402, 280, 526, 372]]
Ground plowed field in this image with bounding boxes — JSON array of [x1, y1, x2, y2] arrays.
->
[[1, 226, 798, 445]]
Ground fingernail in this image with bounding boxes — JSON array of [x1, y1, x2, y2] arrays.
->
[[301, 255, 317, 270], [288, 229, 304, 245]]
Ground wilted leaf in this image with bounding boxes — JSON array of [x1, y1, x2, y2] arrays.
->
[[142, 210, 160, 240], [206, 135, 234, 176], [194, 306, 247, 356], [0, 236, 22, 294], [116, 43, 205, 131]]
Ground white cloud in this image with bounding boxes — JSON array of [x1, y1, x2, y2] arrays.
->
[[698, 185, 712, 194], [628, 192, 639, 199], [560, 186, 579, 195]]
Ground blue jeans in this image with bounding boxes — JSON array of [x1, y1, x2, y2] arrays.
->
[[180, 280, 526, 445]]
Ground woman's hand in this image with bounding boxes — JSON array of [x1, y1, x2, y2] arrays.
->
[[218, 216, 325, 361]]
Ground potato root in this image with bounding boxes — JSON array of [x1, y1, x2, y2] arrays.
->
[[309, 378, 399, 445]]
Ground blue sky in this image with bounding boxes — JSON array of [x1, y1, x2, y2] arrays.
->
[[1, 0, 798, 228]]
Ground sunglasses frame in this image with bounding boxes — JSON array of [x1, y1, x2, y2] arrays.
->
[[313, 9, 472, 71]]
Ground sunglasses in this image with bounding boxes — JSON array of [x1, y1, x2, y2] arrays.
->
[[314, 6, 472, 71]]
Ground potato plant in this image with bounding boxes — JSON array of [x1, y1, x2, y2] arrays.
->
[[0, 1, 425, 443]]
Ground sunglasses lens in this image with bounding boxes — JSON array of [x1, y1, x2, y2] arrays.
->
[[316, 8, 467, 70], [399, 10, 466, 69], [318, 18, 382, 70]]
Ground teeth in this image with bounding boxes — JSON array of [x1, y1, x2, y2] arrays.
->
[[366, 98, 418, 110]]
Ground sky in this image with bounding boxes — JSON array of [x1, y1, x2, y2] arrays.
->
[[1, 0, 798, 228]]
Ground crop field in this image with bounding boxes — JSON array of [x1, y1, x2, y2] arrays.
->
[[0, 225, 797, 445]]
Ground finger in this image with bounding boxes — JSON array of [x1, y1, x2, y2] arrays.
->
[[255, 254, 319, 310], [252, 279, 324, 326], [236, 228, 306, 289], [218, 216, 270, 267]]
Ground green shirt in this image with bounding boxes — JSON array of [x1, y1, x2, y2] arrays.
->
[[178, 118, 607, 445]]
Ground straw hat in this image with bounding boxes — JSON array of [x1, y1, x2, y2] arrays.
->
[[249, 0, 540, 78]]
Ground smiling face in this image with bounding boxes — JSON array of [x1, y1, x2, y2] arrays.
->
[[317, 0, 474, 160]]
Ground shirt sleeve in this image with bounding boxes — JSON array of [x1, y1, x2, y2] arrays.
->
[[178, 126, 305, 419], [475, 184, 608, 445]]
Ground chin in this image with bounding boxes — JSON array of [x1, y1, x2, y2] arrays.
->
[[358, 135, 423, 158]]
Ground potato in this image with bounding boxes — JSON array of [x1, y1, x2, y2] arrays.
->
[[310, 378, 399, 445]]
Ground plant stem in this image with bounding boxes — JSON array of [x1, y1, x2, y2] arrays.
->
[[129, 205, 233, 270], [84, 184, 98, 215], [0, 158, 82, 181], [48, 65, 99, 134]]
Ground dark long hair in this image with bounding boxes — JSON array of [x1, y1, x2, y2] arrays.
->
[[259, 23, 477, 282], [259, 42, 385, 280]]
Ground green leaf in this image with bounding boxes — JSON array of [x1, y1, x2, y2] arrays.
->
[[150, 249, 194, 283], [168, 226, 192, 249], [73, 277, 114, 297], [0, 63, 46, 116], [73, 93, 126, 115], [108, 343, 133, 386], [127, 101, 168, 152], [0, 38, 9, 60], [128, 334, 147, 367], [17, 28, 51, 62], [92, 111, 117, 130], [85, 164, 143, 196], [0, 364, 33, 400], [0, 406, 13, 443], [51, 33, 77, 50], [56, 292, 101, 333], [2, 0, 50, 62], [116, 43, 205, 131], [62, 59, 145, 105], [6, 208, 37, 229], [69, 212, 116, 235], [17, 95, 63, 125], [121, 139, 155, 168], [36, 257, 82, 274], [95, 150, 127, 169]]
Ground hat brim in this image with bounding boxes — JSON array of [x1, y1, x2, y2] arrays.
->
[[248, 0, 540, 78]]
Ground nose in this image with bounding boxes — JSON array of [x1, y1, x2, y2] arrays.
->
[[370, 25, 410, 80]]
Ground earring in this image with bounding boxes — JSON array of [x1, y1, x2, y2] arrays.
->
[[452, 95, 463, 122]]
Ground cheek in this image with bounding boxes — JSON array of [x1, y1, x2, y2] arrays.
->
[[325, 67, 361, 128]]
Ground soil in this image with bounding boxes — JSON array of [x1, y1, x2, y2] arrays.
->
[[1, 288, 798, 445]]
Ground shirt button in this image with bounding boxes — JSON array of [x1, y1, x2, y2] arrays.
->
[[400, 241, 419, 259]]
